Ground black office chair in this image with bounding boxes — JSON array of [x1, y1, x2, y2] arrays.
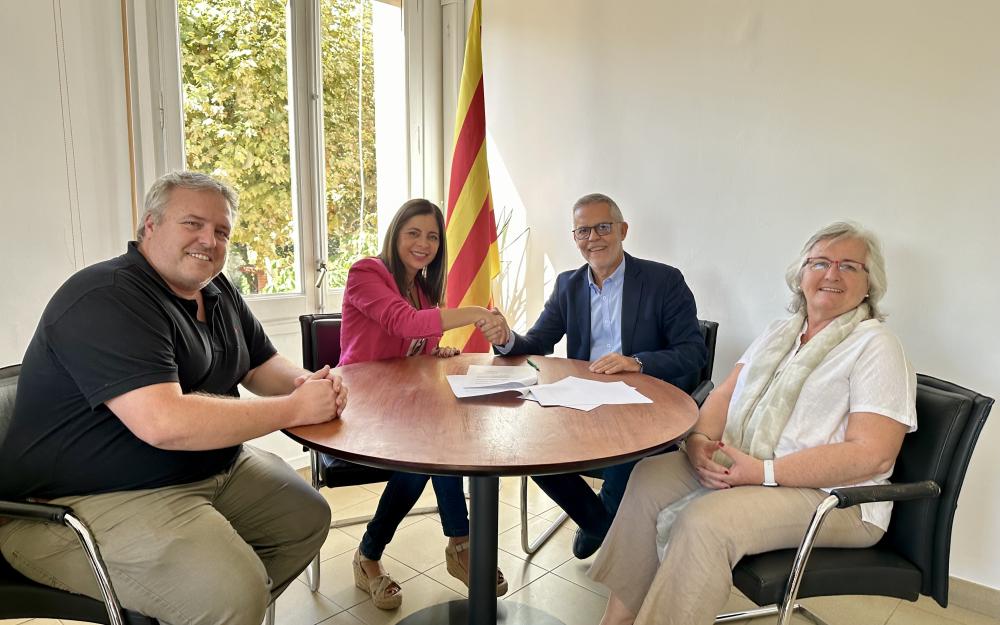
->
[[715, 374, 993, 625], [519, 319, 720, 554], [0, 364, 156, 625], [298, 313, 437, 591]]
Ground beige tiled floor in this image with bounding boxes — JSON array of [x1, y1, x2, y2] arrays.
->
[[5, 475, 999, 625]]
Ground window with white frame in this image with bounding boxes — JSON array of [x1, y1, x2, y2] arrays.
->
[[173, 0, 408, 297]]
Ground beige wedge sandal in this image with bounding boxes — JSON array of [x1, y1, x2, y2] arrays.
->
[[444, 541, 509, 596], [353, 550, 403, 610]]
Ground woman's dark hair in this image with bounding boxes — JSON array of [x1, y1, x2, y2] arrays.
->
[[378, 199, 447, 306]]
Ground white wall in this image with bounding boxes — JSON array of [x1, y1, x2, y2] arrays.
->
[[481, 0, 1000, 589], [0, 0, 133, 366]]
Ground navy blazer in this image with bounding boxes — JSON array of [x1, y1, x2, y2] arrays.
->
[[504, 252, 707, 393]]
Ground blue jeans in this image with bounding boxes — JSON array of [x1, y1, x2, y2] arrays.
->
[[532, 459, 639, 539], [359, 472, 469, 560]]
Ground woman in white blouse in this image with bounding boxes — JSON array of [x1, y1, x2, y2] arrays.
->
[[590, 222, 917, 625]]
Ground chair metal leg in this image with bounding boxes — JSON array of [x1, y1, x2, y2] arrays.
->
[[776, 495, 839, 625], [264, 600, 275, 625], [64, 513, 124, 625], [715, 494, 839, 625], [305, 552, 321, 591], [714, 603, 830, 625], [519, 475, 570, 555]]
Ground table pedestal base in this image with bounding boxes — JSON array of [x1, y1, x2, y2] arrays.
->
[[397, 599, 566, 625]]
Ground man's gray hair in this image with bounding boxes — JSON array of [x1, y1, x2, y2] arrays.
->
[[573, 193, 624, 222], [785, 221, 889, 321], [136, 171, 239, 241]]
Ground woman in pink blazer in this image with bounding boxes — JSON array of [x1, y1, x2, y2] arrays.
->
[[340, 199, 507, 609]]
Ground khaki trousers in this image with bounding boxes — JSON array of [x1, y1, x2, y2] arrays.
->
[[589, 453, 883, 625], [0, 445, 330, 625]]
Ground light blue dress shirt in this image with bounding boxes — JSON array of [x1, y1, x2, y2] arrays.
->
[[587, 257, 625, 360], [496, 257, 626, 359]]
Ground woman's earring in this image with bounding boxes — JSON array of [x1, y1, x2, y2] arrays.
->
[[422, 267, 428, 279]]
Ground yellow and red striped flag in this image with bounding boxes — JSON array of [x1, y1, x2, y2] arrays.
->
[[441, 0, 500, 352]]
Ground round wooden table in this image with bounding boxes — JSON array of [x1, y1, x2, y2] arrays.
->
[[285, 354, 698, 625]]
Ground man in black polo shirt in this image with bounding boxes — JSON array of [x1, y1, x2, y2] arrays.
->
[[0, 171, 347, 625]]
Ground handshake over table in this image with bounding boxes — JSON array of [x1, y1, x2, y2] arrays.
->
[[475, 307, 511, 346]]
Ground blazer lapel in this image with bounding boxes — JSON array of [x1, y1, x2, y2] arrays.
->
[[621, 254, 642, 355], [573, 268, 591, 359]]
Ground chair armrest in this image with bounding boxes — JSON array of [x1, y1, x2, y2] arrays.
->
[[830, 480, 940, 509], [0, 500, 73, 524], [691, 380, 714, 407]]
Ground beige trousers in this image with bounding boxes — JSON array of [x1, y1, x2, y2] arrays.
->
[[0, 446, 330, 625], [588, 452, 883, 625]]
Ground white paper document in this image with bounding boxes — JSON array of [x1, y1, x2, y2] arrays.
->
[[447, 375, 532, 398], [446, 371, 652, 411], [521, 376, 652, 410], [464, 365, 538, 388]]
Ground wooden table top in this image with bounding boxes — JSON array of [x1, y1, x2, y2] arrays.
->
[[285, 354, 698, 476]]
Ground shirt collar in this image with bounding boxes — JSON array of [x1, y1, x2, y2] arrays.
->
[[126, 241, 222, 300], [587, 255, 627, 292]]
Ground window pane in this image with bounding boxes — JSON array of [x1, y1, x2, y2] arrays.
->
[[178, 0, 300, 295], [321, 0, 406, 288]]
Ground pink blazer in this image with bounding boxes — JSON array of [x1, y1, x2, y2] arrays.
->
[[339, 257, 443, 366]]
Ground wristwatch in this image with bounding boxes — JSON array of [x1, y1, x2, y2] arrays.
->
[[762, 459, 778, 487], [632, 355, 644, 373]]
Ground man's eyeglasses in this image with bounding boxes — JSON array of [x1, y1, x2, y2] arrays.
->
[[571, 222, 620, 240], [803, 257, 869, 274]]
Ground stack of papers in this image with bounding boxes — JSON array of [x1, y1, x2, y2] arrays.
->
[[466, 365, 537, 389], [447, 365, 537, 398], [446, 367, 652, 411], [521, 376, 652, 411]]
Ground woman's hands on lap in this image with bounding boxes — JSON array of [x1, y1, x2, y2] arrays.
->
[[684, 434, 731, 490], [686, 436, 766, 489]]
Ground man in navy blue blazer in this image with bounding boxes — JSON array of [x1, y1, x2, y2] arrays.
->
[[479, 193, 707, 559]]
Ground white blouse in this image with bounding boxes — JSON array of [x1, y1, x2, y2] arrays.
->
[[731, 318, 918, 531]]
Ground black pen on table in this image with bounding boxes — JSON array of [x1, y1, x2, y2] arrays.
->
[[525, 358, 540, 371]]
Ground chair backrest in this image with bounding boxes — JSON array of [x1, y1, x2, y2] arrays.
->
[[0, 364, 20, 449], [697, 319, 719, 385], [883, 374, 992, 606], [299, 313, 343, 370]]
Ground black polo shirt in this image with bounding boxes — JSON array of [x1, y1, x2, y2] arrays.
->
[[0, 242, 276, 499]]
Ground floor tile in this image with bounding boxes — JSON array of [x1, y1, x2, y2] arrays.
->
[[360, 482, 388, 495], [320, 527, 361, 562], [801, 594, 900, 625], [886, 601, 967, 625], [552, 553, 607, 598], [911, 595, 1000, 625], [347, 574, 463, 625], [321, 484, 380, 512], [505, 571, 607, 625], [333, 509, 423, 541], [535, 505, 578, 532], [495, 499, 528, 535], [498, 517, 576, 572], [316, 550, 419, 610], [498, 476, 558, 516], [317, 611, 367, 625], [274, 577, 344, 625], [423, 547, 548, 598], [381, 517, 450, 573]]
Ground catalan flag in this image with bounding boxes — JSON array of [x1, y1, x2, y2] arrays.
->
[[441, 0, 500, 352]]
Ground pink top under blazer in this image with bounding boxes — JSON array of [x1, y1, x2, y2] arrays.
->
[[339, 257, 444, 366]]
